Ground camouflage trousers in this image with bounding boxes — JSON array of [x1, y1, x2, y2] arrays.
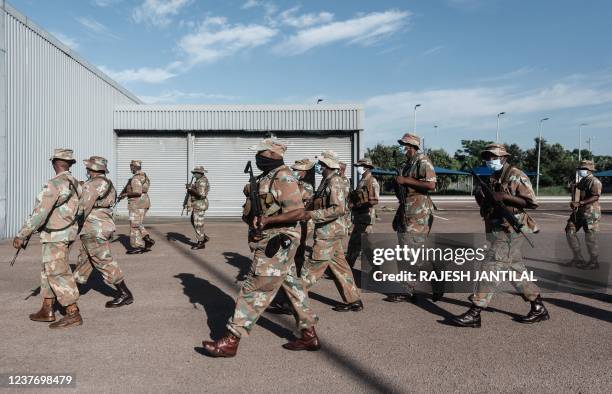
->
[[227, 238, 318, 338], [566, 215, 599, 259], [129, 208, 149, 248], [301, 238, 361, 304], [346, 223, 373, 268], [470, 231, 540, 308], [73, 233, 124, 286], [40, 242, 79, 307], [190, 209, 208, 243]]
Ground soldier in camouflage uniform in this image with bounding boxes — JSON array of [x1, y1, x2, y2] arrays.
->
[[346, 158, 380, 268], [565, 160, 601, 269], [291, 159, 316, 272], [73, 156, 134, 308], [386, 133, 437, 303], [13, 149, 84, 329], [202, 139, 320, 357], [338, 161, 352, 236], [187, 165, 210, 250], [119, 160, 155, 253], [453, 143, 549, 327], [300, 150, 363, 312]]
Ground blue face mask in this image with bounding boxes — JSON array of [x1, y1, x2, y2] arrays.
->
[[577, 170, 589, 178], [315, 163, 323, 175], [486, 159, 503, 172]]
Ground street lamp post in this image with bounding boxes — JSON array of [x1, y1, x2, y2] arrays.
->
[[578, 123, 587, 161], [413, 104, 421, 133], [536, 117, 549, 196], [496, 112, 506, 142]]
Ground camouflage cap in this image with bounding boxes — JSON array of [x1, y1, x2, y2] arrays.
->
[[318, 149, 340, 169], [83, 155, 109, 173], [398, 133, 421, 149], [249, 138, 287, 157], [130, 160, 142, 167], [291, 158, 315, 171], [50, 148, 76, 163], [354, 157, 374, 168], [191, 165, 207, 174], [577, 160, 595, 171], [480, 143, 510, 158]]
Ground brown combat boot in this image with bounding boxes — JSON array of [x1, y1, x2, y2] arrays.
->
[[202, 332, 240, 358], [29, 298, 56, 322], [282, 327, 321, 351], [49, 303, 83, 329]]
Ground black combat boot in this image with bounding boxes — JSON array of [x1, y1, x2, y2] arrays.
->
[[282, 327, 321, 351], [143, 235, 155, 250], [383, 293, 414, 303], [105, 281, 134, 308], [332, 299, 363, 312], [452, 305, 482, 328], [518, 295, 550, 324]]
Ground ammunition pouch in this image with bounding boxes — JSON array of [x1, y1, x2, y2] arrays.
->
[[349, 187, 369, 207]]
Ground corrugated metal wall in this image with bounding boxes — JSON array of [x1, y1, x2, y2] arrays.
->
[[1, 3, 140, 238], [114, 105, 363, 132]]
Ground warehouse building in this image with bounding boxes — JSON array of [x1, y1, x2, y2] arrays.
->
[[0, 2, 364, 238]]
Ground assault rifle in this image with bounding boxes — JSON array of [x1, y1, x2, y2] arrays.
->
[[182, 175, 195, 216], [392, 150, 407, 232], [469, 168, 534, 248], [570, 173, 581, 222], [9, 236, 31, 267], [244, 161, 263, 239]]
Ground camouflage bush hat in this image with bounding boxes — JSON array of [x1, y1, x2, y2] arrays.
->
[[83, 156, 109, 173], [577, 160, 595, 171], [249, 138, 287, 157], [354, 157, 374, 168], [318, 149, 340, 169], [291, 158, 315, 171], [480, 143, 510, 158], [398, 133, 421, 149], [130, 160, 142, 167], [191, 165, 207, 174], [50, 148, 76, 163]]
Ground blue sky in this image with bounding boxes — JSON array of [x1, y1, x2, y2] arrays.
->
[[9, 0, 612, 156]]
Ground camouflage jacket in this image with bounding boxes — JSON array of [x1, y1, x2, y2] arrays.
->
[[298, 180, 314, 206], [311, 171, 346, 240], [17, 171, 82, 243], [81, 175, 116, 238], [352, 171, 380, 225], [400, 152, 436, 218], [340, 175, 352, 231], [125, 171, 151, 210], [573, 174, 602, 222], [479, 163, 539, 233], [189, 176, 210, 211]]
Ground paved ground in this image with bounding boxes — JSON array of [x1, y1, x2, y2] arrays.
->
[[0, 201, 610, 393]]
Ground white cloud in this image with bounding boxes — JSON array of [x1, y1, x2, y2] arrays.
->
[[421, 45, 444, 57], [77, 16, 120, 39], [92, 0, 121, 7], [273, 10, 411, 55], [241, 0, 277, 14], [478, 67, 536, 83], [139, 90, 239, 103], [50, 31, 79, 51], [277, 7, 334, 28], [99, 65, 177, 84], [132, 0, 192, 28], [178, 16, 278, 66]]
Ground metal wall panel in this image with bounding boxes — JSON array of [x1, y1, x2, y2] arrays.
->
[[116, 134, 188, 216], [194, 133, 353, 217], [2, 3, 139, 238], [114, 105, 363, 132]]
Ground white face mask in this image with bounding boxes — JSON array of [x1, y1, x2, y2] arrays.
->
[[486, 159, 503, 172], [577, 170, 589, 178], [357, 166, 366, 176]]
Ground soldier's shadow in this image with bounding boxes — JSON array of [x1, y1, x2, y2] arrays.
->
[[222, 252, 251, 281], [166, 232, 196, 248], [111, 234, 132, 251], [69, 264, 116, 297]]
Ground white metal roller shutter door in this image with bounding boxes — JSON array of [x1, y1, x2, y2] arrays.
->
[[116, 135, 187, 216], [194, 134, 353, 217], [193, 135, 263, 217]]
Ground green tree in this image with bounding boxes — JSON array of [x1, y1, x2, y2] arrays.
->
[[365, 143, 403, 170]]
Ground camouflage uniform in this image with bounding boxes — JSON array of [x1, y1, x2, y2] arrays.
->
[[300, 151, 361, 304], [470, 160, 541, 307], [73, 161, 124, 286], [566, 161, 601, 263], [339, 170, 352, 236], [346, 160, 380, 267], [227, 141, 318, 338], [123, 162, 151, 249], [189, 166, 210, 244], [16, 158, 82, 307]]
